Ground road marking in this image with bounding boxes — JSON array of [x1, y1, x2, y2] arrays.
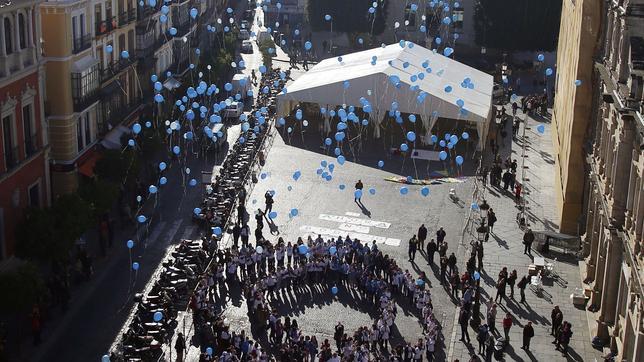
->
[[300, 225, 401, 247], [162, 220, 183, 245], [338, 223, 370, 234], [146, 221, 167, 244], [319, 214, 391, 229], [181, 225, 198, 240], [345, 212, 361, 217]]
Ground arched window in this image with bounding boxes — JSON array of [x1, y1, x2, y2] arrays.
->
[[18, 13, 26, 49], [4, 17, 12, 54]]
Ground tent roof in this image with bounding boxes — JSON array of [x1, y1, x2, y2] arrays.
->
[[278, 43, 494, 123]]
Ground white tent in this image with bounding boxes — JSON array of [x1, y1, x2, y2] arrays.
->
[[277, 43, 494, 150]]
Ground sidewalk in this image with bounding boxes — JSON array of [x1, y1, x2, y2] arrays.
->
[[447, 106, 602, 361]]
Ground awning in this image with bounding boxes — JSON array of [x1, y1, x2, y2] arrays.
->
[[72, 55, 100, 73], [101, 124, 130, 150], [78, 151, 102, 177]]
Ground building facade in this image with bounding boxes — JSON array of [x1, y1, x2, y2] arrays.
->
[[551, 0, 602, 234], [0, 0, 49, 259], [582, 1, 644, 360], [41, 0, 140, 197]]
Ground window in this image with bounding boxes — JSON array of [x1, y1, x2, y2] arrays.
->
[[22, 104, 36, 156], [83, 112, 91, 145], [95, 3, 102, 22], [76, 116, 83, 152], [71, 64, 100, 100], [80, 14, 85, 38], [4, 17, 12, 54], [105, 1, 112, 20], [18, 13, 26, 49], [72, 15, 78, 42], [2, 114, 16, 170], [28, 181, 40, 208], [404, 5, 416, 28], [452, 7, 464, 30]]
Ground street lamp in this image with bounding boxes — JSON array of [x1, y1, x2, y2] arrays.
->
[[325, 14, 332, 54]]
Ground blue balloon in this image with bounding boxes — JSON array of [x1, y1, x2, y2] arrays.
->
[[290, 208, 298, 217], [137, 215, 147, 223], [324, 14, 331, 21], [455, 155, 464, 165], [400, 143, 409, 152], [173, 146, 180, 155], [462, 132, 469, 140], [331, 286, 338, 295], [337, 155, 345, 165], [132, 262, 140, 270], [159, 162, 167, 171], [329, 246, 337, 255], [194, 207, 201, 215], [206, 347, 213, 356], [292, 170, 301, 180], [126, 239, 134, 249], [439, 151, 448, 160], [400, 187, 408, 195], [189, 179, 197, 186], [190, 7, 198, 19], [148, 185, 157, 194], [121, 50, 129, 59], [212, 226, 222, 236], [421, 187, 430, 197], [377, 160, 384, 168], [102, 355, 110, 362], [132, 123, 142, 134], [159, 176, 167, 185], [128, 139, 135, 147], [406, 131, 416, 142], [298, 244, 309, 254], [324, 138, 332, 146], [369, 187, 376, 195], [269, 211, 277, 219], [545, 68, 553, 76], [537, 54, 545, 62], [304, 41, 312, 50], [354, 189, 363, 199], [339, 184, 345, 190], [537, 124, 545, 134], [471, 202, 479, 210], [153, 311, 163, 322]]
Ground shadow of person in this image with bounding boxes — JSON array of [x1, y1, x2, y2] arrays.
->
[[355, 200, 372, 218], [266, 218, 280, 235]]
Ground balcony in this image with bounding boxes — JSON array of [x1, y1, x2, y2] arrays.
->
[[101, 59, 134, 83], [136, 35, 166, 59], [72, 90, 99, 112], [102, 99, 142, 132], [118, 8, 137, 26], [0, 47, 37, 79], [95, 17, 117, 36], [72, 34, 92, 54], [1, 145, 19, 174]]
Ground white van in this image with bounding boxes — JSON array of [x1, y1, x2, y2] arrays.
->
[[231, 73, 251, 99], [256, 27, 271, 45], [223, 102, 243, 119]]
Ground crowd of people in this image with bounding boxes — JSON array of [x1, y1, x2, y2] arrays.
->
[[186, 233, 443, 361]]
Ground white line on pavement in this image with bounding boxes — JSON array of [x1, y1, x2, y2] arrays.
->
[[319, 214, 391, 229], [338, 223, 370, 234], [300, 225, 401, 247], [344, 212, 361, 217]]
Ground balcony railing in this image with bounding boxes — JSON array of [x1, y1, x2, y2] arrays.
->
[[103, 99, 141, 130], [136, 35, 166, 59], [2, 145, 19, 173], [95, 17, 117, 36], [118, 8, 136, 26], [101, 59, 134, 83], [73, 90, 100, 112], [25, 134, 39, 158], [72, 34, 92, 54]]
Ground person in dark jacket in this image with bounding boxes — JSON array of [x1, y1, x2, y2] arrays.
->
[[522, 322, 535, 350], [426, 239, 437, 266], [523, 228, 535, 254], [418, 224, 428, 250]]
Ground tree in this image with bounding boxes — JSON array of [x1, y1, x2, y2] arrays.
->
[[474, 0, 562, 51], [15, 194, 92, 263], [308, 0, 388, 35], [94, 148, 139, 185], [0, 262, 46, 313], [78, 178, 120, 217]]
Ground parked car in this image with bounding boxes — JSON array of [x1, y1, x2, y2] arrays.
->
[[241, 40, 253, 53], [239, 29, 250, 40], [210, 123, 227, 150], [223, 102, 244, 119]]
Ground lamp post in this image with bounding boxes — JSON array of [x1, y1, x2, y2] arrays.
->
[[325, 14, 332, 54]]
